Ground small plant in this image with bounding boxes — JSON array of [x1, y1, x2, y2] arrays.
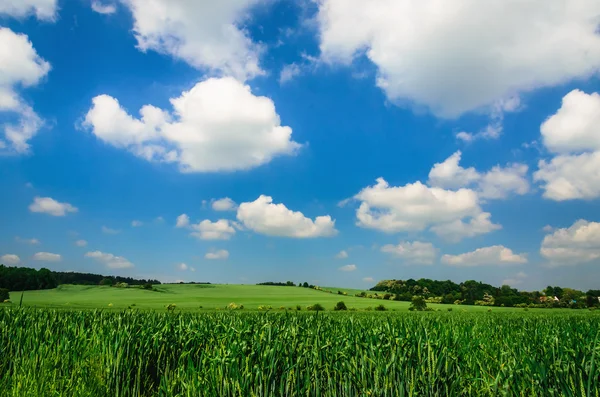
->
[[447, 307, 453, 312], [334, 301, 347, 311], [488, 308, 492, 312], [3, 299, 11, 304], [374, 304, 387, 311], [227, 302, 243, 310], [198, 305, 203, 309], [296, 305, 301, 311], [166, 303, 176, 311], [108, 303, 113, 307], [258, 305, 272, 311], [307, 303, 325, 311]]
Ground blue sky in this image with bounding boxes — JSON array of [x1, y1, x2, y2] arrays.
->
[[1, 0, 600, 291]]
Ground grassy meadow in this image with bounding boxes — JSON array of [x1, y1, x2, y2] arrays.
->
[[6, 283, 541, 312]]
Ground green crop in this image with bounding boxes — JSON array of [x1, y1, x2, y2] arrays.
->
[[1, 308, 599, 396]]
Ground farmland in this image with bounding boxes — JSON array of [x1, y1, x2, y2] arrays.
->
[[5, 283, 539, 312], [1, 308, 599, 396]]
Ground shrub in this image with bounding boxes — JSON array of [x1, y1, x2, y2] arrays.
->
[[447, 307, 453, 312], [383, 293, 392, 300], [334, 301, 347, 311], [3, 299, 11, 304], [227, 302, 243, 310], [307, 303, 325, 311], [108, 303, 113, 307], [365, 306, 373, 311], [258, 305, 272, 311], [166, 304, 176, 311], [142, 283, 153, 290], [374, 304, 387, 311], [296, 305, 301, 311], [0, 288, 9, 302], [410, 296, 428, 311], [279, 306, 286, 310]]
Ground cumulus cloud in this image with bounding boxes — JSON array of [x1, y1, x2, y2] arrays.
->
[[339, 264, 357, 272], [122, 0, 263, 80], [101, 226, 120, 235], [540, 220, 600, 266], [0, 28, 51, 153], [441, 246, 528, 267], [535, 90, 600, 201], [178, 263, 189, 271], [316, 1, 600, 118], [279, 63, 302, 84], [380, 241, 437, 265], [237, 195, 337, 238], [33, 252, 61, 262], [75, 240, 87, 247], [85, 251, 134, 269], [211, 197, 237, 211], [428, 151, 529, 199], [1, 254, 20, 265], [354, 178, 499, 240], [190, 219, 236, 240], [83, 77, 301, 172], [29, 196, 78, 216], [335, 250, 348, 259], [0, 0, 57, 21], [91, 1, 116, 15], [175, 214, 190, 228], [430, 212, 502, 242], [131, 220, 143, 227], [205, 249, 229, 260]]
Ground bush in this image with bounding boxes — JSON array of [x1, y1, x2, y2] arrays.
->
[[227, 302, 243, 310], [3, 299, 11, 304], [296, 305, 302, 311], [307, 303, 325, 311], [258, 305, 272, 311], [374, 304, 387, 311], [334, 301, 347, 311], [0, 288, 9, 302], [410, 296, 428, 311], [142, 283, 153, 290], [166, 304, 176, 311], [447, 307, 453, 312]]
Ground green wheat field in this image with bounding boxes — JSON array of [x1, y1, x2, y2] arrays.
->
[[1, 285, 599, 396]]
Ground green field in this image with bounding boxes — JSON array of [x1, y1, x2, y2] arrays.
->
[[8, 283, 531, 312], [1, 308, 599, 396]]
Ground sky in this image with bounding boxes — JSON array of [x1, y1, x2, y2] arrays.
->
[[1, 0, 600, 291]]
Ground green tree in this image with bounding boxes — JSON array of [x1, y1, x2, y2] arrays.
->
[[0, 288, 9, 301], [334, 301, 347, 311], [410, 295, 428, 311]]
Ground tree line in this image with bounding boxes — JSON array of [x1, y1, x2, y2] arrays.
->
[[370, 278, 600, 308], [0, 265, 161, 291]]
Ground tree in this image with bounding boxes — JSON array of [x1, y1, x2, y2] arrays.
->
[[334, 301, 347, 311], [0, 288, 9, 302], [410, 295, 428, 311]]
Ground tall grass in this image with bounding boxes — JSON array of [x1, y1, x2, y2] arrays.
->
[[1, 309, 599, 396]]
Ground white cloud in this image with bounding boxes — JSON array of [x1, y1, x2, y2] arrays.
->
[[0, 0, 57, 20], [428, 151, 529, 199], [122, 0, 263, 80], [29, 196, 78, 216], [279, 63, 302, 84], [91, 1, 116, 15], [354, 178, 490, 236], [363, 276, 375, 283], [205, 249, 229, 260], [175, 214, 190, 228], [540, 90, 600, 154], [178, 263, 189, 271], [212, 197, 237, 211], [75, 240, 87, 247], [339, 264, 357, 272], [534, 90, 600, 201], [131, 220, 143, 227], [83, 77, 301, 172], [155, 216, 164, 223], [0, 28, 51, 153], [15, 237, 39, 245], [1, 254, 20, 265], [441, 245, 528, 267], [502, 271, 527, 287], [85, 251, 134, 269], [33, 252, 61, 262], [542, 225, 555, 233], [190, 219, 236, 240], [381, 241, 437, 265], [237, 195, 337, 238], [428, 151, 479, 189], [431, 212, 502, 242], [316, 1, 600, 118], [335, 250, 348, 259], [540, 220, 600, 266], [101, 226, 120, 235]]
